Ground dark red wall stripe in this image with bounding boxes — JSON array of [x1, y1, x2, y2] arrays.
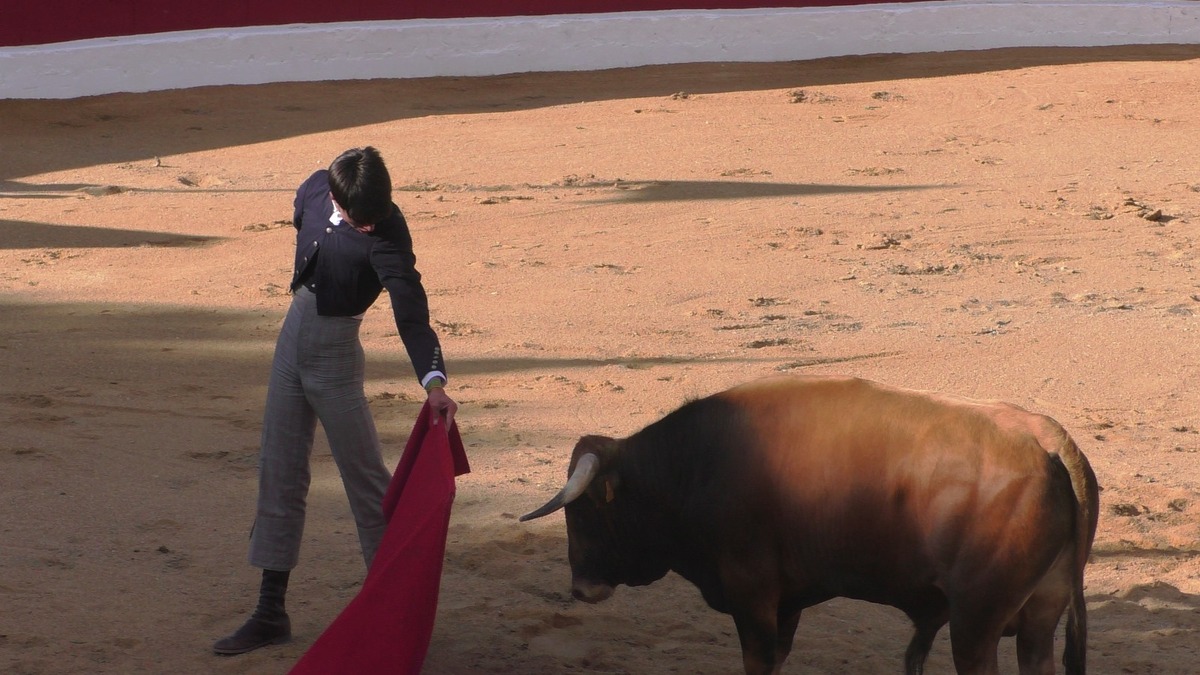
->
[[4, 1, 924, 48]]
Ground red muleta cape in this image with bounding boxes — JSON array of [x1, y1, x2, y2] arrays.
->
[[290, 402, 470, 674]]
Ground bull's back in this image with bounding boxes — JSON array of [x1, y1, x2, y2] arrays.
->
[[720, 375, 1065, 475], [715, 376, 1076, 589]]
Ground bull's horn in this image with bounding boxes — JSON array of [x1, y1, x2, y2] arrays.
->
[[518, 453, 600, 522]]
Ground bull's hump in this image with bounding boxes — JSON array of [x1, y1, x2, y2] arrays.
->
[[725, 374, 1034, 420], [721, 375, 898, 419]]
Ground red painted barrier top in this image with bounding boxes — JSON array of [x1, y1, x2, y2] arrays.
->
[[5, 1, 910, 48]]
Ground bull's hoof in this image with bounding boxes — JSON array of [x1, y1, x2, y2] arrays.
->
[[572, 580, 615, 603]]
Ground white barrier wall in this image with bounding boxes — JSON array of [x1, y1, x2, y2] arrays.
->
[[3, 1, 1200, 99]]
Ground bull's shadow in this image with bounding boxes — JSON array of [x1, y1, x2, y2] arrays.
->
[[1083, 556, 1200, 675]]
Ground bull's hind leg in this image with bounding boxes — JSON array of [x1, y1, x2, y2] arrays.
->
[[1013, 551, 1073, 675], [1015, 619, 1059, 675], [947, 609, 1005, 675]]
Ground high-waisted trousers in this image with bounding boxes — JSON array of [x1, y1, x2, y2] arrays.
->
[[248, 286, 390, 571]]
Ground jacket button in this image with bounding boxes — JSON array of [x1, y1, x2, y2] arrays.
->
[[326, 227, 333, 233]]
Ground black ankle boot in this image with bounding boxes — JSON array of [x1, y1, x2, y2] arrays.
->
[[213, 569, 292, 655], [212, 613, 291, 655]]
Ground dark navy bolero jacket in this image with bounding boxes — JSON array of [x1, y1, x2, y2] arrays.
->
[[290, 170, 445, 384]]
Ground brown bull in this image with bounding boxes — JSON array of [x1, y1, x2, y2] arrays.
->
[[521, 375, 1099, 674]]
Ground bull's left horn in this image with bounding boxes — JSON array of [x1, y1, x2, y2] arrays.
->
[[519, 453, 600, 522]]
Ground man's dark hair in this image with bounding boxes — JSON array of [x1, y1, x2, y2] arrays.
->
[[328, 146, 393, 226]]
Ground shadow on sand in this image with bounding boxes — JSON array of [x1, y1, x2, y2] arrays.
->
[[3, 44, 1198, 182]]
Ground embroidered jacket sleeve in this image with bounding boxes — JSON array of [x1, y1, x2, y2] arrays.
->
[[371, 214, 446, 388]]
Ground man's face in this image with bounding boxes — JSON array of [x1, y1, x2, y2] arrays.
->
[[331, 195, 376, 233]]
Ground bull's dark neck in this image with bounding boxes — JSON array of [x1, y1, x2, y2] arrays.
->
[[620, 394, 750, 510]]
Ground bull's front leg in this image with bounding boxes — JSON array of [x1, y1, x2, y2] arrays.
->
[[731, 606, 787, 675], [776, 609, 803, 664], [716, 549, 792, 674]]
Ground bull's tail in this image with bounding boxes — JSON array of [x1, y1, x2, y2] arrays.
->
[[1055, 432, 1100, 675]]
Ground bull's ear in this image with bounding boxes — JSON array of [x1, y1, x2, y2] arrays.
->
[[604, 468, 624, 499]]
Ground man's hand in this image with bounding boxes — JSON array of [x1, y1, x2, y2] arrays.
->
[[426, 386, 457, 427]]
